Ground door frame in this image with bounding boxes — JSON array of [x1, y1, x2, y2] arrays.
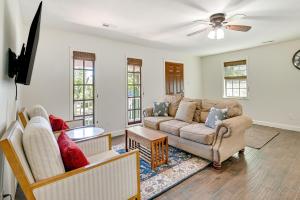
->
[[69, 47, 98, 126]]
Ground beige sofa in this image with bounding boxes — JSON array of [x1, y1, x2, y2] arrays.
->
[[143, 95, 252, 169]]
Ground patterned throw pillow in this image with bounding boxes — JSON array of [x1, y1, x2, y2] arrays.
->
[[153, 102, 169, 117], [205, 107, 228, 129]]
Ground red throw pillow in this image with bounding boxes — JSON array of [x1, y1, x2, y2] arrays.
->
[[57, 131, 89, 171], [49, 114, 69, 131]]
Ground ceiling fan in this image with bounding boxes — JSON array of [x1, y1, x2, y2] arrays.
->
[[187, 13, 252, 39]]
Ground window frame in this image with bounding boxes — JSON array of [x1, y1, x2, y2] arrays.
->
[[72, 52, 96, 126], [222, 59, 249, 100], [126, 58, 142, 126]]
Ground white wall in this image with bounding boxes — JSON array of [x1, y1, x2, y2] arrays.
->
[[0, 0, 24, 198], [201, 39, 300, 131], [21, 28, 202, 134]]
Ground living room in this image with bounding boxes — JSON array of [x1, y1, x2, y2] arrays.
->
[[1, 0, 300, 200]]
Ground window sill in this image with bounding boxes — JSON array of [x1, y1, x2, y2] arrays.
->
[[222, 96, 249, 100]]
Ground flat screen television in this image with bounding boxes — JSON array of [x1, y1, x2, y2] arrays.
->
[[8, 1, 42, 85]]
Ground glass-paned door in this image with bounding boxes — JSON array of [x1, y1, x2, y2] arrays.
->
[[73, 56, 95, 126], [127, 58, 142, 125]]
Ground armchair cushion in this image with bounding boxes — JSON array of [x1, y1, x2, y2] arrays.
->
[[27, 105, 50, 123], [88, 150, 119, 163], [49, 114, 69, 131], [58, 132, 89, 171], [23, 117, 65, 181]]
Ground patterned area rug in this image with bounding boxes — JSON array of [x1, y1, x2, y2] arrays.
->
[[113, 144, 210, 200]]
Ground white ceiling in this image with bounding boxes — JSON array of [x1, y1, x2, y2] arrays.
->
[[20, 0, 300, 56]]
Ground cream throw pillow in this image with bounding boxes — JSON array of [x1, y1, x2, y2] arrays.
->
[[175, 101, 197, 123], [27, 105, 50, 123], [23, 116, 65, 181]]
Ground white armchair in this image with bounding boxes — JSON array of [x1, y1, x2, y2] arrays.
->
[[0, 121, 141, 200], [18, 106, 84, 130]]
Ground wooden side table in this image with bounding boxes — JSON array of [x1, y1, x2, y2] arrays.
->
[[126, 126, 168, 169]]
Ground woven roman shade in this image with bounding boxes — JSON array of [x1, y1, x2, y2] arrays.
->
[[127, 58, 142, 66], [224, 60, 246, 67], [73, 51, 96, 61]]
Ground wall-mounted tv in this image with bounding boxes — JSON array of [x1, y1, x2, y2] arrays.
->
[[8, 1, 42, 85]]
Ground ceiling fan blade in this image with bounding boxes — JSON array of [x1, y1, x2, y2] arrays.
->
[[225, 25, 251, 32], [192, 19, 210, 24], [187, 28, 208, 37]]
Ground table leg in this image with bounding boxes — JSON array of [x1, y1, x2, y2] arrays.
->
[[165, 137, 168, 163], [151, 142, 155, 169], [125, 130, 128, 152]]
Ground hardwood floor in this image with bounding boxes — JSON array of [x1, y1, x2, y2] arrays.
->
[[154, 127, 300, 200], [15, 126, 300, 200], [114, 126, 300, 200]]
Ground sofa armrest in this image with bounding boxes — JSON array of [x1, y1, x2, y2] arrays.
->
[[75, 134, 112, 157], [217, 115, 253, 138], [212, 115, 252, 164], [143, 107, 153, 117], [31, 150, 140, 200]]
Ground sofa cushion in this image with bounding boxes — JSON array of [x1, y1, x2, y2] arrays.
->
[[182, 98, 202, 122], [159, 94, 183, 117], [27, 105, 50, 123], [153, 102, 169, 117], [143, 116, 173, 130], [205, 107, 228, 129], [159, 119, 190, 136], [200, 112, 209, 123], [180, 123, 216, 145], [23, 117, 65, 181], [175, 101, 197, 123]]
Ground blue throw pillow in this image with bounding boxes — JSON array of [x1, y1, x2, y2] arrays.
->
[[205, 107, 228, 129], [153, 102, 169, 117]]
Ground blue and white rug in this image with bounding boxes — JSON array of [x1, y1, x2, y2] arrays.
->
[[113, 144, 210, 200]]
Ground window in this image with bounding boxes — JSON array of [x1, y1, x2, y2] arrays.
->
[[73, 51, 95, 126], [127, 58, 142, 125], [224, 60, 248, 98], [165, 62, 184, 95]]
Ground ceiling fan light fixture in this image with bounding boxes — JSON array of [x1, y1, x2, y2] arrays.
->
[[208, 28, 224, 40], [208, 30, 216, 39], [216, 28, 224, 40]]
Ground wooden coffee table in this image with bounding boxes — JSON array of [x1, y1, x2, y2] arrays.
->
[[125, 126, 168, 169]]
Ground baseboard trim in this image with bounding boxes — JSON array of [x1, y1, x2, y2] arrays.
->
[[253, 120, 300, 132], [111, 130, 125, 137]]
